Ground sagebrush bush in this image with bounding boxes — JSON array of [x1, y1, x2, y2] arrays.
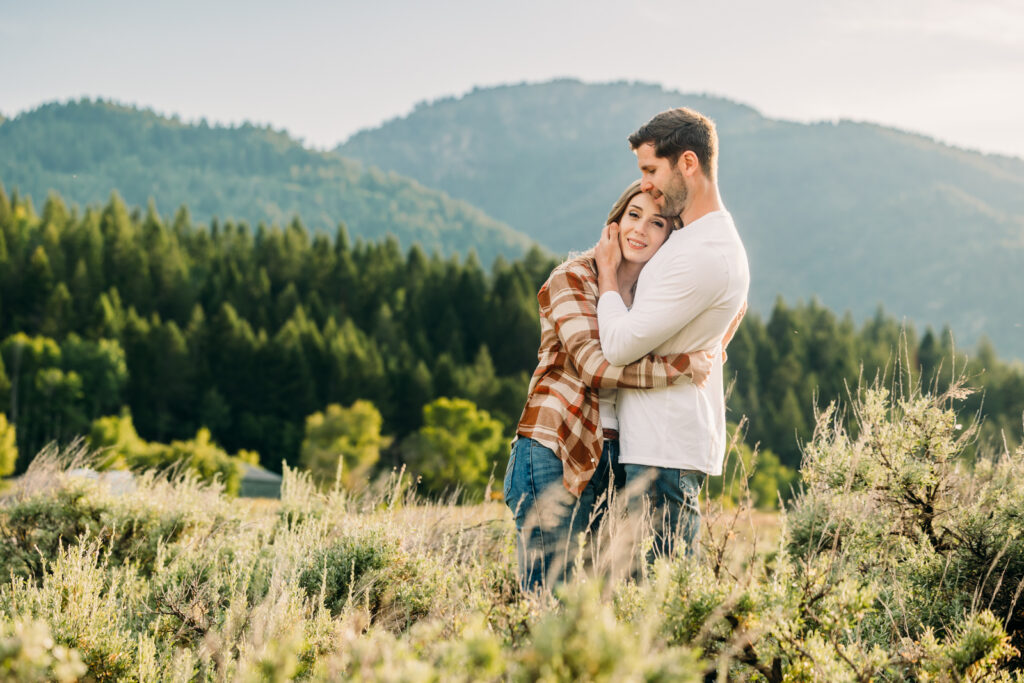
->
[[0, 542, 142, 681], [298, 527, 395, 616], [0, 482, 106, 581], [518, 580, 701, 682], [789, 383, 1024, 660], [298, 523, 440, 628], [0, 456, 239, 582]]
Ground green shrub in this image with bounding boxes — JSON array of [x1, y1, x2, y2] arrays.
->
[[88, 412, 250, 494], [401, 397, 506, 498], [789, 385, 1024, 648], [300, 401, 389, 489], [0, 542, 141, 682], [148, 552, 235, 646], [298, 528, 392, 616], [515, 580, 701, 682], [0, 467, 236, 581], [297, 525, 438, 628], [0, 481, 106, 581]]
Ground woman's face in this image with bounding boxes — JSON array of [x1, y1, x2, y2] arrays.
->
[[617, 192, 672, 264]]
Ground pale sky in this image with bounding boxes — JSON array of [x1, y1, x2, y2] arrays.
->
[[1, 0, 1022, 158]]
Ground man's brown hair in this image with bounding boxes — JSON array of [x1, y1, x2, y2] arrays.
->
[[628, 108, 718, 180]]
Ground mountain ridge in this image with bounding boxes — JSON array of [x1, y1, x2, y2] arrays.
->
[[0, 98, 539, 265]]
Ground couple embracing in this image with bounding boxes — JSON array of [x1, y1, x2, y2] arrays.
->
[[503, 107, 750, 591]]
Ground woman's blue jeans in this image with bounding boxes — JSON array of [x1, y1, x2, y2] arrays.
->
[[503, 437, 621, 592]]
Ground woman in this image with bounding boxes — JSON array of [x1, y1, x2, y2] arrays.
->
[[503, 180, 713, 592]]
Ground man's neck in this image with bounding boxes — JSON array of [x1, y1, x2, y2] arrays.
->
[[680, 183, 724, 226]]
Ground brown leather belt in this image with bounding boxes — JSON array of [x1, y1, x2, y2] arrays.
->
[[602, 428, 619, 440]]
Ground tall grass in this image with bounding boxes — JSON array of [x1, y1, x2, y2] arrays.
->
[[2, 376, 1023, 680]]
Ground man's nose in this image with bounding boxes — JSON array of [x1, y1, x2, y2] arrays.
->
[[639, 178, 654, 193]]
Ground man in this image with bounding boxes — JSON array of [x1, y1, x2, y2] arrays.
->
[[593, 107, 750, 562]]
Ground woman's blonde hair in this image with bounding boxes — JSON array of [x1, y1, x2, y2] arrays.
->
[[605, 180, 681, 229]]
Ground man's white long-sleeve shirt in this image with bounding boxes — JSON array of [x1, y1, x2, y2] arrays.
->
[[596, 210, 749, 474]]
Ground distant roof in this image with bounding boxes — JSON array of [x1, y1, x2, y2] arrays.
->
[[241, 463, 283, 483]]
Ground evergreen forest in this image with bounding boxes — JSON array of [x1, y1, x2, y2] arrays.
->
[[2, 184, 1022, 494]]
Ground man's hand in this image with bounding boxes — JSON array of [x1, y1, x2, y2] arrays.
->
[[595, 222, 622, 294]]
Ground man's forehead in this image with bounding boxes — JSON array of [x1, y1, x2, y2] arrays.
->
[[635, 142, 659, 160]]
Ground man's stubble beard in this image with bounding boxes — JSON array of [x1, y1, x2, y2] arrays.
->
[[661, 173, 689, 218]]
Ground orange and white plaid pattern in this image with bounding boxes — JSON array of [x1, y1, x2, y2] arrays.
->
[[515, 254, 693, 496]]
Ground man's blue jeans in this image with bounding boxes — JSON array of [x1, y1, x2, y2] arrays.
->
[[623, 464, 706, 563], [503, 437, 621, 592]]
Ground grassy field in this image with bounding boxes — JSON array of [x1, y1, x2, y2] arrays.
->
[[3, 387, 1023, 681], [0, 446, 785, 682]]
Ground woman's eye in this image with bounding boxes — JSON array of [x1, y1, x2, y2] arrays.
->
[[628, 211, 640, 219]]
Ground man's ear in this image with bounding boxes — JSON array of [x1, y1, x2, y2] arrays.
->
[[678, 150, 701, 177]]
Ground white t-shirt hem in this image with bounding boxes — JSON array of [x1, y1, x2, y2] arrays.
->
[[617, 456, 722, 476]]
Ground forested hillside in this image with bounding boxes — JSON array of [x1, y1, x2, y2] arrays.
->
[[0, 99, 536, 265], [339, 79, 1024, 358], [2, 187, 1021, 482]]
